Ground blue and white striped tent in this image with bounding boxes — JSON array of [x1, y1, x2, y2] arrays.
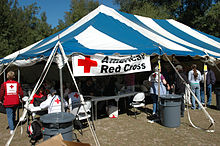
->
[[1, 5, 220, 67]]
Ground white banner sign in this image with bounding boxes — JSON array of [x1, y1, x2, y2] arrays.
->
[[72, 53, 151, 76]]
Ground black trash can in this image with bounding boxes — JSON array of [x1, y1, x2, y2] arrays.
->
[[159, 94, 182, 128], [40, 112, 75, 141], [215, 87, 220, 110]]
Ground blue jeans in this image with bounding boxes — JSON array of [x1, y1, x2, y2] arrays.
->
[[200, 84, 212, 105], [191, 83, 201, 109], [6, 107, 17, 130], [207, 84, 212, 106], [151, 94, 158, 114], [200, 86, 205, 104]]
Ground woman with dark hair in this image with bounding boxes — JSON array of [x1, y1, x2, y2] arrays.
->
[[188, 64, 201, 110]]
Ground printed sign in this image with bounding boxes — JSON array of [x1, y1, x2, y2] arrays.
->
[[72, 53, 151, 76], [6, 83, 17, 95]]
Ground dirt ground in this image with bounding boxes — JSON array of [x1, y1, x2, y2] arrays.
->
[[0, 94, 220, 146]]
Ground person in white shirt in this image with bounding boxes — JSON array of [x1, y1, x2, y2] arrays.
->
[[188, 64, 201, 110], [40, 89, 68, 114]]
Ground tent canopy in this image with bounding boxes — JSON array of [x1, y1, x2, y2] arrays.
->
[[1, 5, 220, 66]]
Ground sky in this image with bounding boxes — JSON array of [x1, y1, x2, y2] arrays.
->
[[17, 0, 120, 28]]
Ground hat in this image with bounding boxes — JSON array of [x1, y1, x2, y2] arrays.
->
[[176, 65, 183, 70]]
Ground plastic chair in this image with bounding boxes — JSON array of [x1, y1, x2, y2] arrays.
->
[[130, 92, 145, 118], [69, 98, 93, 135], [77, 101, 92, 120]]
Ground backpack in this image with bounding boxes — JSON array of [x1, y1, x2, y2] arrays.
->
[[27, 120, 43, 141], [33, 96, 47, 106]]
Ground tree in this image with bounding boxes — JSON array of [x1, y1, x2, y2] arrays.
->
[[55, 0, 99, 32], [193, 2, 220, 37], [0, 0, 52, 58], [114, 0, 219, 37]]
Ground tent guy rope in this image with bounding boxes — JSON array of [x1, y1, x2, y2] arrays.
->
[[5, 42, 59, 146], [159, 46, 215, 132], [58, 42, 100, 146]]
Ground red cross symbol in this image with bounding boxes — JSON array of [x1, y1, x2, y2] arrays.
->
[[10, 85, 14, 89], [55, 98, 60, 104], [78, 56, 97, 73], [74, 93, 79, 98]]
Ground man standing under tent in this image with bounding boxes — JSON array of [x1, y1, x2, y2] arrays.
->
[[200, 67, 216, 107], [0, 71, 23, 134]]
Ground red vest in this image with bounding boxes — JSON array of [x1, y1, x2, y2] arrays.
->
[[3, 80, 20, 106]]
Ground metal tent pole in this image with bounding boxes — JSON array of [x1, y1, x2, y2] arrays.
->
[[204, 64, 207, 107], [59, 68, 64, 112], [4, 71, 6, 82], [17, 68, 20, 122], [158, 55, 161, 98]]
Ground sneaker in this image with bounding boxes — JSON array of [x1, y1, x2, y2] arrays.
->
[[191, 107, 195, 110], [10, 130, 14, 135]]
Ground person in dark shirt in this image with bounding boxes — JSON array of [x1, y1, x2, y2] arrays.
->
[[81, 78, 96, 96], [173, 65, 189, 117], [201, 67, 216, 107]]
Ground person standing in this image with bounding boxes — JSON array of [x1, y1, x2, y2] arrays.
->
[[0, 71, 23, 134], [188, 64, 201, 110], [149, 65, 170, 116], [173, 65, 189, 117], [201, 67, 216, 107]]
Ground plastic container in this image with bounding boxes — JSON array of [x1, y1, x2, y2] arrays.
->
[[159, 94, 182, 128], [215, 87, 220, 110], [40, 112, 75, 141]]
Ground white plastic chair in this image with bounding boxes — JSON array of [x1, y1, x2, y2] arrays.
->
[[77, 101, 92, 120], [130, 92, 145, 118], [69, 99, 93, 135]]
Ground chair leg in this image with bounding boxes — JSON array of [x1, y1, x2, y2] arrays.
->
[[91, 118, 95, 131], [74, 119, 83, 135]]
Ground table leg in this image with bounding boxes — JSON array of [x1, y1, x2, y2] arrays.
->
[[94, 101, 98, 120], [91, 101, 94, 121]]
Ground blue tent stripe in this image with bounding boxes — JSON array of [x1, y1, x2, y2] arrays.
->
[[1, 5, 219, 65], [154, 19, 220, 54]]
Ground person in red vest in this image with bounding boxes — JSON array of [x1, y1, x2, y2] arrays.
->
[[30, 86, 46, 105], [0, 71, 23, 134]]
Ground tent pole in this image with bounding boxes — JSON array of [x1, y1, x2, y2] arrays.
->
[[18, 68, 20, 83], [4, 70, 6, 82], [17, 68, 20, 122], [204, 63, 207, 107], [59, 68, 64, 112], [158, 55, 161, 98]]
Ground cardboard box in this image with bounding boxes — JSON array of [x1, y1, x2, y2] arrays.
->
[[37, 134, 90, 146]]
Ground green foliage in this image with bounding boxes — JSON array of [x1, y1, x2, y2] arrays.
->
[[114, 0, 219, 37], [0, 0, 52, 58], [193, 2, 220, 37], [54, 0, 99, 32]]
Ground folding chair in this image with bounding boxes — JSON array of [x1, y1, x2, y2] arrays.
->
[[130, 92, 145, 118]]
